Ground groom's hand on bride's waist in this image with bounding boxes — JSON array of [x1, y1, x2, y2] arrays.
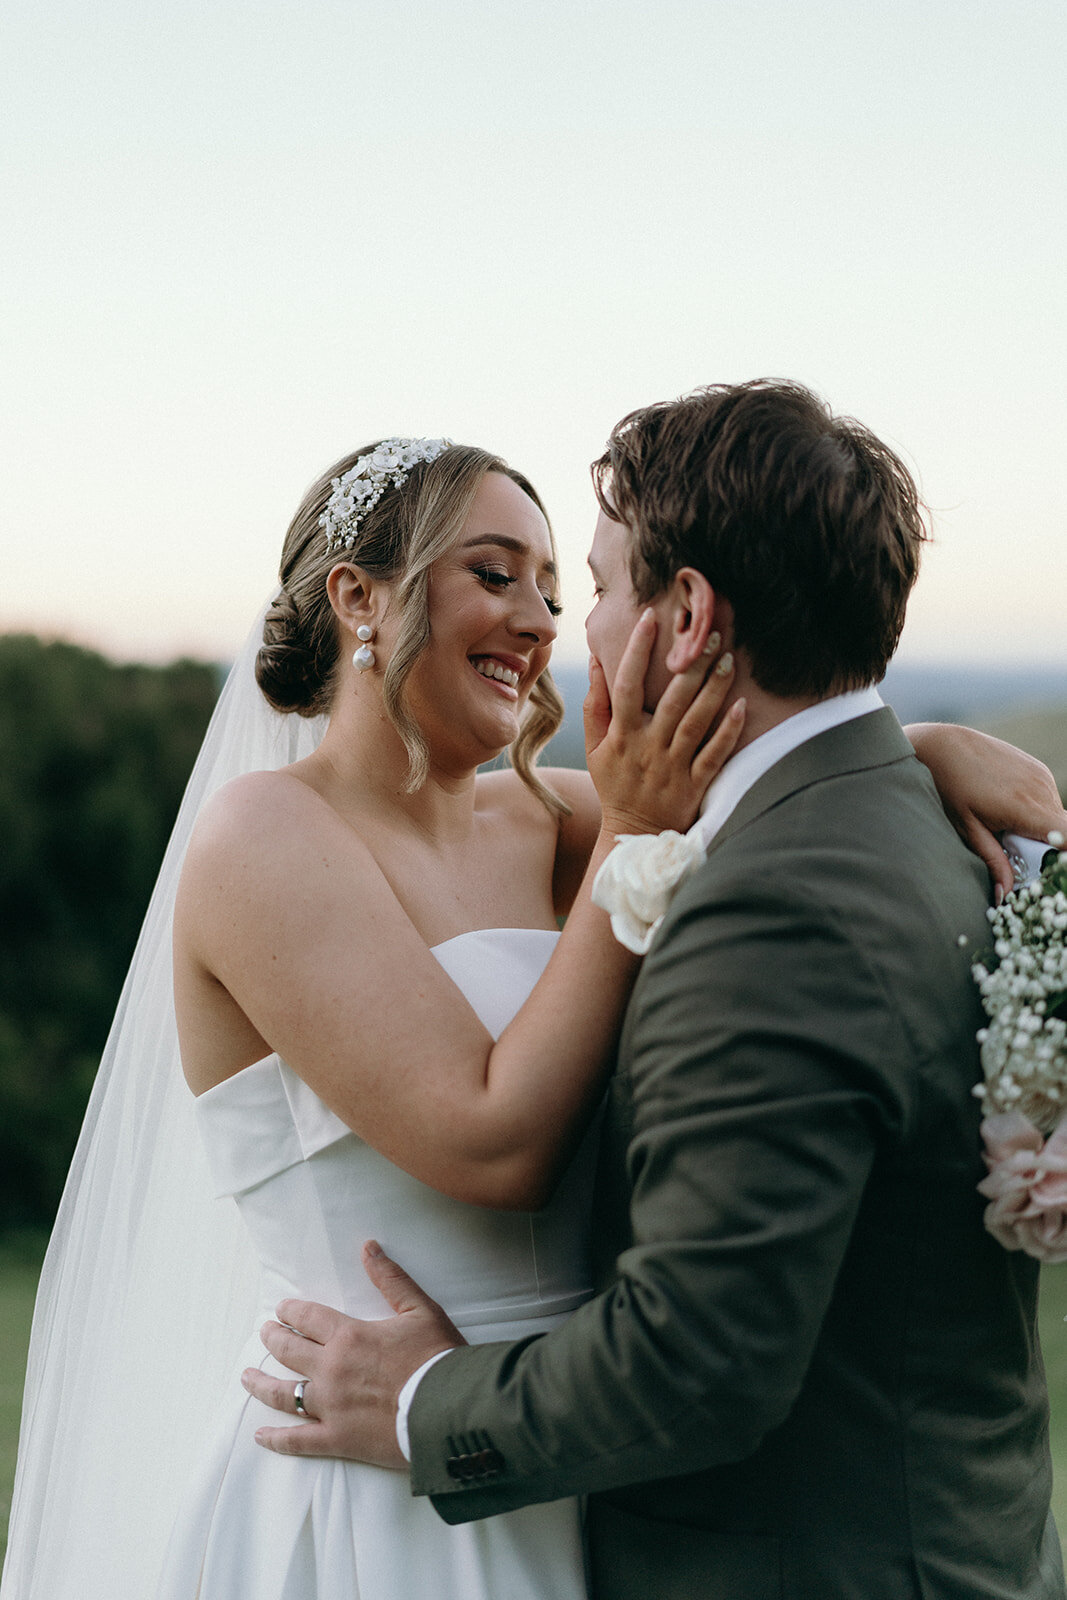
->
[[242, 1241, 465, 1468]]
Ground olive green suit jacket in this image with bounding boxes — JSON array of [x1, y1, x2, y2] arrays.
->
[[409, 709, 1065, 1600]]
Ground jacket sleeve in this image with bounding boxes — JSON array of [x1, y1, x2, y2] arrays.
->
[[408, 870, 912, 1521]]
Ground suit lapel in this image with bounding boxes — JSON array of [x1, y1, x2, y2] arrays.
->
[[706, 706, 915, 860]]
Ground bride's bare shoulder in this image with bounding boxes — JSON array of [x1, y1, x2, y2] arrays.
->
[[183, 768, 367, 884], [175, 768, 389, 970], [189, 767, 310, 840]]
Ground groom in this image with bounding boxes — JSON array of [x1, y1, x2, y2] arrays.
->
[[246, 381, 1064, 1598]]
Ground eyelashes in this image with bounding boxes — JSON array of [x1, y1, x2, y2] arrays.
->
[[471, 565, 562, 618], [471, 564, 515, 592]]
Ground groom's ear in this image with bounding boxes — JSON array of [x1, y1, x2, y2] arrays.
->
[[663, 568, 718, 673]]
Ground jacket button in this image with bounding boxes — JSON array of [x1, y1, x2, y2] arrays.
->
[[446, 1446, 505, 1484], [472, 1447, 503, 1479]]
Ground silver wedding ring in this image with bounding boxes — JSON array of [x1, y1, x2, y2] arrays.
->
[[293, 1379, 310, 1417]]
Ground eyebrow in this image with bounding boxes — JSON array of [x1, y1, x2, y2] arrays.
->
[[461, 533, 557, 579]]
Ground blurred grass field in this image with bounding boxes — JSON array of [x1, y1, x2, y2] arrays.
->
[[3, 1246, 1067, 1564], [0, 1238, 48, 1565]]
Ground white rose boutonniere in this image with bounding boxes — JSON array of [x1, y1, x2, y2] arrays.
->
[[592, 831, 707, 955]]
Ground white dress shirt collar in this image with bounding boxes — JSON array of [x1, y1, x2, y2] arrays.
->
[[691, 685, 886, 851]]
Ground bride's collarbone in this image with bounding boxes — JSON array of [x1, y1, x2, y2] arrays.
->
[[361, 781, 554, 875], [368, 826, 558, 947], [287, 770, 561, 940], [381, 847, 558, 946]]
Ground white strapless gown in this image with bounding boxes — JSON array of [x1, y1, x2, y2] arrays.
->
[[156, 929, 594, 1600]]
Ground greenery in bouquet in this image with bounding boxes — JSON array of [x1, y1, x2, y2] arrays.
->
[[971, 832, 1067, 1261]]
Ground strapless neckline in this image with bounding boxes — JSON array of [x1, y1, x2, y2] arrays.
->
[[430, 925, 558, 951]]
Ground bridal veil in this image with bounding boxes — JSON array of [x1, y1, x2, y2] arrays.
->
[[1, 609, 325, 1599]]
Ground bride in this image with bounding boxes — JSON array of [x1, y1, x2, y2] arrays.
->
[[3, 436, 1060, 1600]]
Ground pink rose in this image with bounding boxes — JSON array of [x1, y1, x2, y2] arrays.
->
[[978, 1111, 1067, 1262]]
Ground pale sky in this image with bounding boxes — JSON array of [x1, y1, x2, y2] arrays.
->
[[2, 0, 1064, 666]]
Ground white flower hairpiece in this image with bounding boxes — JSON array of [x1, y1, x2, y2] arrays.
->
[[592, 830, 707, 955], [319, 437, 453, 554]]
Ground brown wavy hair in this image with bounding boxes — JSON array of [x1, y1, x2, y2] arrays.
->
[[593, 379, 929, 698], [256, 442, 567, 812]]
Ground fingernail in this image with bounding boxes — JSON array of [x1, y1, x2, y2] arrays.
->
[[241, 1370, 253, 1388], [365, 1239, 383, 1259], [715, 651, 733, 676], [641, 607, 655, 624], [701, 631, 721, 657], [995, 884, 1005, 907], [730, 696, 746, 718]]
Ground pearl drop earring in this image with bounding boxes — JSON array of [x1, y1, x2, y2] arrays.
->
[[353, 624, 376, 672]]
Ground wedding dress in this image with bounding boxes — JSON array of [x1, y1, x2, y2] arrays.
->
[[155, 927, 595, 1600]]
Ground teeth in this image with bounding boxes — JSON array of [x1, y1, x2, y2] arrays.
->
[[472, 658, 520, 688]]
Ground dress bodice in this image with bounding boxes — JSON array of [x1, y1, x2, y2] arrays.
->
[[154, 928, 594, 1600], [193, 929, 596, 1336]]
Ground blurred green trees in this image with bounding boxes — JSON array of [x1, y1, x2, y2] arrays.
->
[[0, 636, 219, 1228]]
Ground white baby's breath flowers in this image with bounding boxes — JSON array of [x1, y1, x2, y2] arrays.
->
[[973, 836, 1067, 1261], [592, 831, 707, 955], [972, 839, 1067, 1132], [320, 437, 452, 553]]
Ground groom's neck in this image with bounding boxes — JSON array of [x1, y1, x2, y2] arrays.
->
[[722, 666, 826, 753]]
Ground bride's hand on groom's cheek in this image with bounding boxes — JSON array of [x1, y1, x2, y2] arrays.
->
[[242, 1242, 465, 1468], [585, 610, 745, 839]]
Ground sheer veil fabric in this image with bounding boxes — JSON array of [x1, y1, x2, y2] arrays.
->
[[2, 609, 326, 1599]]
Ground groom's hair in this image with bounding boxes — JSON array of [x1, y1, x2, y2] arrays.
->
[[592, 379, 929, 698]]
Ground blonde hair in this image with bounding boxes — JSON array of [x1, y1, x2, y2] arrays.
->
[[256, 442, 568, 813]]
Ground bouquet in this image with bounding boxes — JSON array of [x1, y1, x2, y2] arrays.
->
[[972, 831, 1067, 1261]]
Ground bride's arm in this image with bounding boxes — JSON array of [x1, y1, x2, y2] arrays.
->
[[175, 615, 744, 1212], [906, 722, 1067, 899], [544, 720, 1067, 916]]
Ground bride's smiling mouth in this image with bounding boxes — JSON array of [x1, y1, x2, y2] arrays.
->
[[469, 655, 523, 696]]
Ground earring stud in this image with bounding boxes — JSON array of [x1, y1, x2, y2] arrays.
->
[[353, 623, 376, 672]]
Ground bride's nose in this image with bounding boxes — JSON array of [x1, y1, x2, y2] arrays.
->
[[509, 584, 558, 646]]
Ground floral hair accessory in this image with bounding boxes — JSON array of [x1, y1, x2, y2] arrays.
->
[[320, 437, 452, 554], [971, 831, 1067, 1258], [592, 830, 707, 955]]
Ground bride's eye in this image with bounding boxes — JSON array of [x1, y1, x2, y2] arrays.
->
[[472, 564, 515, 591], [472, 564, 561, 618]]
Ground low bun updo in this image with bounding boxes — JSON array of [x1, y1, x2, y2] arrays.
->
[[256, 584, 339, 718], [254, 441, 568, 812]]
